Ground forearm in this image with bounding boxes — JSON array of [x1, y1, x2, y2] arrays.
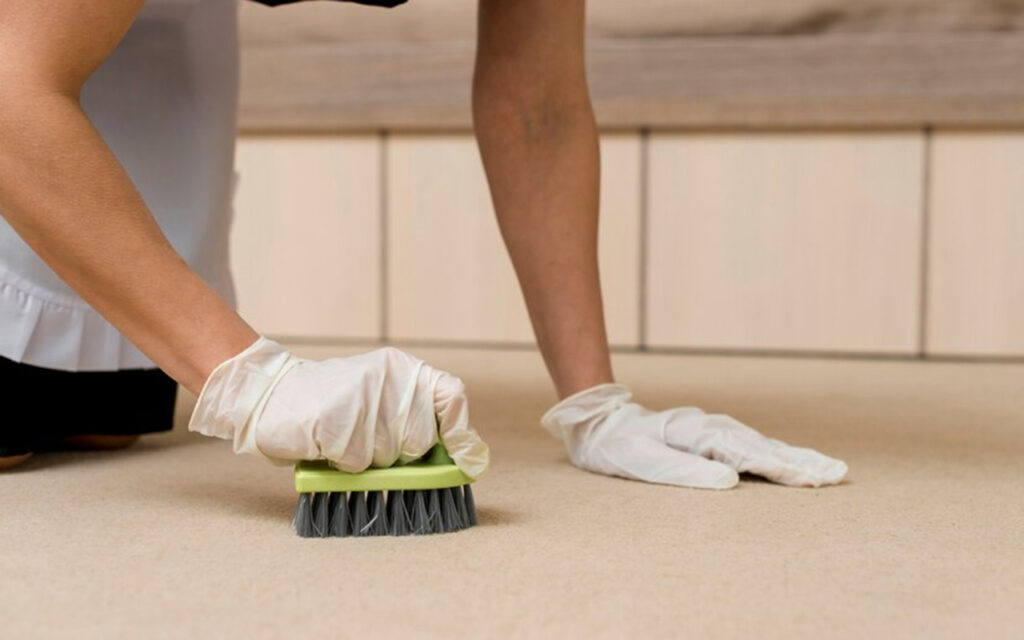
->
[[0, 88, 256, 393], [474, 0, 612, 398], [475, 103, 611, 397], [0, 3, 256, 393]]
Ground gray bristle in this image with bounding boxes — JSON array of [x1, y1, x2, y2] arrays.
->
[[328, 492, 349, 537], [409, 490, 429, 535], [294, 485, 478, 538], [457, 486, 471, 526], [442, 487, 463, 532], [453, 487, 468, 529], [312, 493, 330, 537], [293, 492, 314, 537], [426, 489, 442, 534], [365, 491, 389, 536], [349, 492, 368, 534], [388, 491, 410, 536], [463, 484, 477, 526]]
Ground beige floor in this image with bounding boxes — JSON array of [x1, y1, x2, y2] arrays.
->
[[2, 346, 1023, 639]]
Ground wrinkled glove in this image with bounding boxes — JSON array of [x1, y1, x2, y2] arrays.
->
[[188, 338, 489, 478], [541, 383, 846, 489]]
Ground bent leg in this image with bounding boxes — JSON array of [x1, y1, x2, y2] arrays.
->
[[0, 355, 177, 464]]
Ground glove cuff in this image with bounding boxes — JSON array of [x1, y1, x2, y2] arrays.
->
[[188, 336, 298, 457], [540, 382, 632, 440]]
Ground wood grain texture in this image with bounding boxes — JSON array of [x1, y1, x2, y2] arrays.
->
[[387, 134, 642, 346], [239, 33, 1024, 131], [926, 132, 1024, 357], [231, 136, 382, 339], [646, 132, 925, 353], [241, 0, 1024, 45]]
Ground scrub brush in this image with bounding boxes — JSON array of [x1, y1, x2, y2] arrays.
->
[[292, 442, 477, 537]]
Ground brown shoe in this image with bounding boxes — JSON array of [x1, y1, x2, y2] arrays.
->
[[57, 435, 141, 451]]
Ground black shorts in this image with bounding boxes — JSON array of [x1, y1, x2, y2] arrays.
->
[[0, 356, 178, 457]]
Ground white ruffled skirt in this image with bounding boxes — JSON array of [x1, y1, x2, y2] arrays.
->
[[0, 0, 239, 372]]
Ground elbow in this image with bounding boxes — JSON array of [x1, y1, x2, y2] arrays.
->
[[0, 45, 90, 114], [0, 70, 83, 122]]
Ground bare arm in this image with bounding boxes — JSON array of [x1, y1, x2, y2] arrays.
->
[[0, 1, 257, 393], [473, 0, 611, 398], [473, 1, 849, 490]]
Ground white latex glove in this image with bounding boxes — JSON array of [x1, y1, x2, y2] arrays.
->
[[188, 338, 489, 478], [541, 383, 847, 489]]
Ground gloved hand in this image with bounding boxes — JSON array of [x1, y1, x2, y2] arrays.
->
[[188, 338, 489, 478], [541, 383, 846, 489]]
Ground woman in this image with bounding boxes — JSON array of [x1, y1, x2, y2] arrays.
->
[[0, 0, 846, 489]]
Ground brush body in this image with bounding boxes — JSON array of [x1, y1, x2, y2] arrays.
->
[[293, 444, 477, 537]]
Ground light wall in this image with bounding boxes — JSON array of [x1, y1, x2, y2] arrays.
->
[[230, 129, 1024, 360]]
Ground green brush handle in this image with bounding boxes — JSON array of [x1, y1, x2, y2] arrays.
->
[[426, 441, 455, 465], [294, 441, 472, 493]]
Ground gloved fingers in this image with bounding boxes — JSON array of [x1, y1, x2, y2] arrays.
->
[[666, 413, 847, 487], [734, 441, 848, 487], [395, 420, 438, 465], [314, 389, 375, 472], [299, 381, 375, 472], [395, 375, 440, 465], [254, 422, 322, 464], [718, 418, 848, 487], [250, 361, 333, 464], [429, 367, 490, 479], [363, 348, 440, 467], [322, 430, 375, 473], [592, 436, 739, 490]]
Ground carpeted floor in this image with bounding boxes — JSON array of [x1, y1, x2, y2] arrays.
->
[[2, 346, 1022, 639]]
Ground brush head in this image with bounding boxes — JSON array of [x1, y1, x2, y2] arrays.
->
[[293, 485, 476, 537], [292, 443, 478, 537]]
